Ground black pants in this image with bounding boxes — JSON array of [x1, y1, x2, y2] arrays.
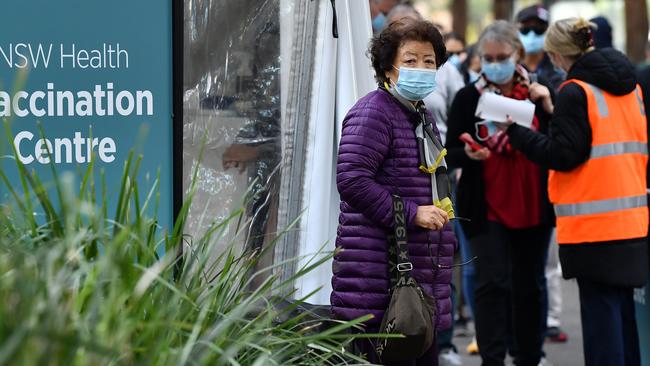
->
[[578, 279, 641, 366], [470, 221, 550, 366]]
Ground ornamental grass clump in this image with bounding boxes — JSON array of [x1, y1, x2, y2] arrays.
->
[[0, 127, 378, 365]]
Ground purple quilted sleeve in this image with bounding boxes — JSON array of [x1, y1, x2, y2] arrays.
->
[[336, 103, 418, 228]]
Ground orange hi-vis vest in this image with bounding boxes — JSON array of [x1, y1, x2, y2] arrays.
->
[[548, 79, 648, 244]]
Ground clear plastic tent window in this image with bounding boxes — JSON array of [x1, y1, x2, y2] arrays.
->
[[182, 0, 372, 303], [183, 0, 289, 259]]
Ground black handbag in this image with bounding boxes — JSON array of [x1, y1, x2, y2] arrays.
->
[[375, 195, 437, 363]]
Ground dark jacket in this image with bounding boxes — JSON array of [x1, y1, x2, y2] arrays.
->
[[331, 88, 456, 330], [507, 48, 649, 288], [445, 76, 555, 239]]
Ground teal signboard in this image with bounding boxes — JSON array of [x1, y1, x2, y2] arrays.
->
[[0, 1, 179, 240]]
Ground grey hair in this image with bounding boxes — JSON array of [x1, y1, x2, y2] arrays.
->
[[477, 20, 525, 59], [386, 4, 423, 24]]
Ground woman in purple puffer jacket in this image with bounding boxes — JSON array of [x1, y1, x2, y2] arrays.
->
[[331, 19, 457, 365]]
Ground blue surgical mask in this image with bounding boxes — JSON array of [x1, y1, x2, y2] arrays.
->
[[448, 54, 462, 70], [468, 70, 480, 83], [393, 66, 437, 101], [475, 120, 498, 141], [481, 58, 516, 85], [372, 13, 386, 32], [519, 31, 545, 54]]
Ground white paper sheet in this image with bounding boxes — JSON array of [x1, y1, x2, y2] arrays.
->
[[475, 92, 536, 128]]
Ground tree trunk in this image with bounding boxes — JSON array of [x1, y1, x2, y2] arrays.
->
[[625, 0, 648, 63], [493, 0, 514, 21], [451, 0, 467, 40]]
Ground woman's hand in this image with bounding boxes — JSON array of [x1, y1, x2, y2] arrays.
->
[[414, 205, 449, 230], [529, 82, 554, 114], [464, 144, 491, 161]]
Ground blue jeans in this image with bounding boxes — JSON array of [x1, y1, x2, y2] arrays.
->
[[437, 283, 457, 352], [436, 173, 474, 353], [435, 220, 475, 352], [457, 219, 475, 318], [450, 171, 476, 319]]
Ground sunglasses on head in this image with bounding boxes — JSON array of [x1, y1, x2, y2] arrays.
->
[[520, 26, 547, 35]]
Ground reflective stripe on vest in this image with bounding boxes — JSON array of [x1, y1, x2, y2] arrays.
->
[[554, 194, 647, 217], [586, 83, 609, 117], [583, 83, 646, 120], [590, 141, 648, 159], [549, 79, 648, 244], [635, 88, 646, 116]]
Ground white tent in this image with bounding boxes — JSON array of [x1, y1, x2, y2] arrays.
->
[[286, 0, 375, 304]]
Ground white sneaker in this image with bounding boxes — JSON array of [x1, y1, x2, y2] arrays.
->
[[439, 349, 463, 366], [538, 357, 553, 366]]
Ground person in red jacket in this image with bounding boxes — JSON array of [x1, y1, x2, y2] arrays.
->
[[446, 20, 555, 366]]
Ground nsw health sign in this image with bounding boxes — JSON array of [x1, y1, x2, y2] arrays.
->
[[0, 1, 180, 246]]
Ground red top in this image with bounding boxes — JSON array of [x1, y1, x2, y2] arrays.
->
[[480, 84, 542, 229]]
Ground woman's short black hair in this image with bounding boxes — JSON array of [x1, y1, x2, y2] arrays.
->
[[443, 31, 466, 46], [369, 19, 446, 86]]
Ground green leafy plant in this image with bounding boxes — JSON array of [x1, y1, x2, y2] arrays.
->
[[0, 126, 383, 365]]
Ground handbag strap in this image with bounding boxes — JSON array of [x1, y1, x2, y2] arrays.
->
[[390, 195, 415, 287]]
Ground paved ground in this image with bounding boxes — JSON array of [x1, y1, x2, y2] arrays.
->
[[450, 279, 584, 366]]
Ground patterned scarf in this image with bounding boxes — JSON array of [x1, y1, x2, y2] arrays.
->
[[385, 84, 455, 219]]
